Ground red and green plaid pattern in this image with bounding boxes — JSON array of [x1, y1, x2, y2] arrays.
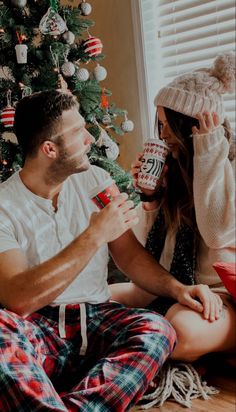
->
[[0, 302, 176, 411]]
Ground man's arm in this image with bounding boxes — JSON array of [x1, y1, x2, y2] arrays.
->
[[0, 194, 138, 317], [109, 229, 223, 320], [109, 229, 184, 301]]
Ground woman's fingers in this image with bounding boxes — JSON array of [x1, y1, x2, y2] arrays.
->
[[131, 152, 144, 178], [193, 111, 220, 135], [212, 112, 220, 127]]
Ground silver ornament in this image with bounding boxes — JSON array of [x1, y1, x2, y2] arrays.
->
[[102, 114, 111, 125], [61, 61, 75, 77], [80, 2, 92, 16], [121, 119, 134, 132], [11, 0, 27, 8], [94, 64, 107, 82], [62, 31, 75, 45], [77, 68, 89, 82]]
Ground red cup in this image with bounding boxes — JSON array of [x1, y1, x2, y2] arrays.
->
[[89, 178, 120, 209]]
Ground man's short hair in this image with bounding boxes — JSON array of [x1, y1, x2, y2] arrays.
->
[[14, 90, 79, 158]]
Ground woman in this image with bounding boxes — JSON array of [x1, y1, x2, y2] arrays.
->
[[110, 52, 236, 362]]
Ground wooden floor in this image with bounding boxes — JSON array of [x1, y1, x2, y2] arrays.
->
[[131, 360, 236, 412]]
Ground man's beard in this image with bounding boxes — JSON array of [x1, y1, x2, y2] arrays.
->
[[47, 144, 90, 184]]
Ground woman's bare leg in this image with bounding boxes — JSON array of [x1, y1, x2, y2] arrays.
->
[[165, 294, 236, 362], [109, 283, 156, 307]]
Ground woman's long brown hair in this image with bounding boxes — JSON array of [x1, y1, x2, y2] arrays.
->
[[158, 108, 235, 231]]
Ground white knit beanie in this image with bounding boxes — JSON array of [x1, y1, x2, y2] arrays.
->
[[154, 52, 235, 123]]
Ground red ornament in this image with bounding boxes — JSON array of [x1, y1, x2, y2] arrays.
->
[[0, 106, 15, 128], [83, 36, 103, 57]]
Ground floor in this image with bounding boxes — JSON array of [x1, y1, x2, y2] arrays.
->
[[131, 358, 236, 412]]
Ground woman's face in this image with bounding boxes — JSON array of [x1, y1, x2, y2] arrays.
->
[[157, 106, 179, 159]]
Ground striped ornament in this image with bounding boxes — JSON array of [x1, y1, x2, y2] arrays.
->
[[0, 106, 15, 128], [83, 36, 103, 57]]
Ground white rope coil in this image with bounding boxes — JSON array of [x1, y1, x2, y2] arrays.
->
[[139, 362, 219, 409]]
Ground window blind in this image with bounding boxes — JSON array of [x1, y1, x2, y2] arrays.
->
[[138, 0, 235, 132]]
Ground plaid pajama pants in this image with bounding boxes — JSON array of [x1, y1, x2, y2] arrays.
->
[[0, 301, 176, 411]]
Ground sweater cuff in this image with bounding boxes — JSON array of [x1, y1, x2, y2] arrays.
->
[[193, 126, 228, 156], [136, 202, 159, 226]]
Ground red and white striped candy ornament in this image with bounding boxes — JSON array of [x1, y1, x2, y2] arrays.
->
[[0, 106, 15, 128], [83, 36, 103, 57], [0, 91, 15, 128]]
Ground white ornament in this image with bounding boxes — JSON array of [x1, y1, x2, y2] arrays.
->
[[97, 128, 119, 161], [11, 0, 27, 8], [102, 114, 111, 125], [39, 7, 68, 36], [121, 113, 134, 132], [61, 61, 75, 77], [94, 64, 107, 82], [62, 31, 75, 45], [15, 44, 28, 64], [80, 2, 92, 16], [105, 141, 119, 160], [77, 67, 89, 82]]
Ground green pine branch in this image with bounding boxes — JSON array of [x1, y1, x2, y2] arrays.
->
[[0, 0, 136, 201]]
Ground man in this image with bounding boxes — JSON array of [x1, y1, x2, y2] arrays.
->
[[0, 90, 216, 411]]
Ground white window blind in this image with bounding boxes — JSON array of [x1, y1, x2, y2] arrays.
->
[[134, 0, 236, 134]]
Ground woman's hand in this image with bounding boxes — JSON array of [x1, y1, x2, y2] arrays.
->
[[192, 111, 221, 135], [176, 284, 223, 322]]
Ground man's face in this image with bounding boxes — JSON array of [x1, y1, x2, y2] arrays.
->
[[52, 107, 95, 176]]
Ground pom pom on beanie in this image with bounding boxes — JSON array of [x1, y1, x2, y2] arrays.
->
[[211, 51, 235, 94]]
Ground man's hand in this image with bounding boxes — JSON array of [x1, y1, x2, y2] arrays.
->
[[176, 284, 223, 322], [89, 193, 139, 245]]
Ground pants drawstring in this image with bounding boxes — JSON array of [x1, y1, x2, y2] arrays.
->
[[79, 303, 87, 356], [58, 303, 88, 356], [58, 304, 66, 338]]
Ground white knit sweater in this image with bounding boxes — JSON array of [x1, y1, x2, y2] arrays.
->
[[133, 126, 235, 294]]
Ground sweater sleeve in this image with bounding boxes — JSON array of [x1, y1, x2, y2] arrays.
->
[[193, 126, 235, 249], [132, 203, 159, 246]]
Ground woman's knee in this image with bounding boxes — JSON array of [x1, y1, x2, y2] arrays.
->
[[165, 301, 236, 360], [165, 304, 203, 362]]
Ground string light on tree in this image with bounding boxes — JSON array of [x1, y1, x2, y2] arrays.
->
[[57, 73, 71, 94], [0, 28, 5, 39]]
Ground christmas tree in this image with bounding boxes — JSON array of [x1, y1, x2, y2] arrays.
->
[[0, 0, 138, 203]]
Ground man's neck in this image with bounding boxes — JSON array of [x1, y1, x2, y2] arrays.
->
[[19, 165, 63, 204]]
